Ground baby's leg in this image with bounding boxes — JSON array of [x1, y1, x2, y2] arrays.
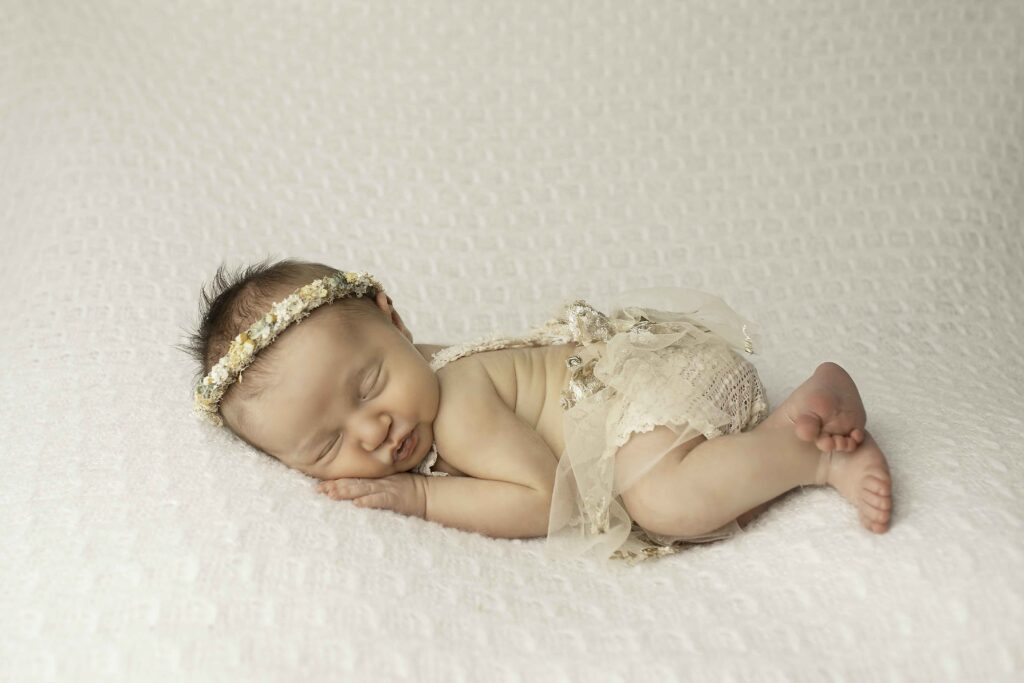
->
[[642, 425, 827, 537], [623, 421, 892, 538]]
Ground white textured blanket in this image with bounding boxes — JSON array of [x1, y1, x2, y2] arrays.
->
[[2, 1, 1021, 681]]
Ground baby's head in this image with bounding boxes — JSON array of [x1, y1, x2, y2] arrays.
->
[[180, 258, 439, 480]]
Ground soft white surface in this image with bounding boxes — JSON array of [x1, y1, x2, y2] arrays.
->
[[2, 1, 1022, 680]]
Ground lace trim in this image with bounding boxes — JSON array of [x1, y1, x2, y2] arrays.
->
[[412, 441, 449, 477]]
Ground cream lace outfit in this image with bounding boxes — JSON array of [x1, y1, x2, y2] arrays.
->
[[413, 287, 770, 566]]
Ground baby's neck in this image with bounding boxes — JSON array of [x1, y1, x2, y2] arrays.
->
[[415, 343, 448, 364]]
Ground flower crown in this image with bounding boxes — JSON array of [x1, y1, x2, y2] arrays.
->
[[193, 269, 385, 427]]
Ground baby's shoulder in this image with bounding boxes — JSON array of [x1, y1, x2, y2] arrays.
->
[[430, 354, 504, 477], [435, 350, 507, 407]]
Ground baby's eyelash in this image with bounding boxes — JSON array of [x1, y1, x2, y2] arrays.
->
[[320, 435, 339, 461], [361, 368, 382, 400]]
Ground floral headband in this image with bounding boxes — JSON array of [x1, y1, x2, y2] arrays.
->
[[193, 270, 385, 427]]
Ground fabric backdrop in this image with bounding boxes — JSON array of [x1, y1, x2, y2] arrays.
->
[[1, 1, 1021, 681]]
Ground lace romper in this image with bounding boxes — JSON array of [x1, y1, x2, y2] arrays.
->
[[412, 286, 770, 566]]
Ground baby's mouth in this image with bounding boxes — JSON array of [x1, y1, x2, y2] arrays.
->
[[393, 431, 417, 462]]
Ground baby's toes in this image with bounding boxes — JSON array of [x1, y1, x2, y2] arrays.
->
[[869, 510, 890, 532], [816, 432, 837, 452], [864, 501, 890, 524], [840, 434, 863, 452], [864, 473, 891, 497], [860, 486, 891, 529], [818, 433, 854, 452], [858, 505, 889, 532], [858, 507, 880, 532], [860, 488, 891, 512]]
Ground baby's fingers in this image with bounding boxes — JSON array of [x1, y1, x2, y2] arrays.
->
[[318, 479, 367, 500]]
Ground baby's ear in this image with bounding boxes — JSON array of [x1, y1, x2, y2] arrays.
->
[[378, 291, 413, 341], [391, 308, 413, 342]]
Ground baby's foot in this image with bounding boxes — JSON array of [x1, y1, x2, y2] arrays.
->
[[762, 362, 867, 453], [822, 428, 893, 533]]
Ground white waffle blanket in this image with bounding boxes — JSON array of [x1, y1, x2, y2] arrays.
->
[[1, 2, 1021, 680]]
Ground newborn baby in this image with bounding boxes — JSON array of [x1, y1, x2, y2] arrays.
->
[[184, 258, 892, 564]]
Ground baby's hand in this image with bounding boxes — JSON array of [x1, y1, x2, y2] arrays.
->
[[316, 474, 426, 520]]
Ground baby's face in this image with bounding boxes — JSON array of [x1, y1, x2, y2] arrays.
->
[[221, 292, 440, 480]]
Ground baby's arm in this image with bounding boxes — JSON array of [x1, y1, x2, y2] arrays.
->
[[318, 472, 549, 538], [423, 358, 559, 539], [419, 476, 551, 539]]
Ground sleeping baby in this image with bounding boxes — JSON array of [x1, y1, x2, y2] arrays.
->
[[182, 258, 892, 564]]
